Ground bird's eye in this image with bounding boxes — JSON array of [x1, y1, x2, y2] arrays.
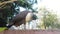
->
[[32, 14, 37, 20]]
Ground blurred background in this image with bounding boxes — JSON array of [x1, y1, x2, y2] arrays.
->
[[0, 0, 60, 30]]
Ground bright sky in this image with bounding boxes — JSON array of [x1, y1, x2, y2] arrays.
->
[[19, 0, 60, 18], [37, 0, 60, 18]]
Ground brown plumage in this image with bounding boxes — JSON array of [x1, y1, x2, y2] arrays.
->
[[12, 11, 31, 24], [7, 11, 32, 28]]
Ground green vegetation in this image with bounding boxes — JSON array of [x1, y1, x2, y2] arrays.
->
[[38, 7, 60, 29], [0, 27, 7, 32]]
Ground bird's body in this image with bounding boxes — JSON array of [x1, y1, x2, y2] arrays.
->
[[8, 11, 33, 29]]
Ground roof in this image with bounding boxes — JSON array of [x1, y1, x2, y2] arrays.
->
[[0, 30, 60, 34]]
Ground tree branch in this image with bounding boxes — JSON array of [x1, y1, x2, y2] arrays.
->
[[0, 0, 17, 8]]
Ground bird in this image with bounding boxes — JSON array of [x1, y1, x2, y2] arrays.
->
[[7, 11, 32, 28], [7, 10, 37, 30]]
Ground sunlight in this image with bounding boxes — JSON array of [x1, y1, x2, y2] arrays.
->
[[37, 0, 60, 18]]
